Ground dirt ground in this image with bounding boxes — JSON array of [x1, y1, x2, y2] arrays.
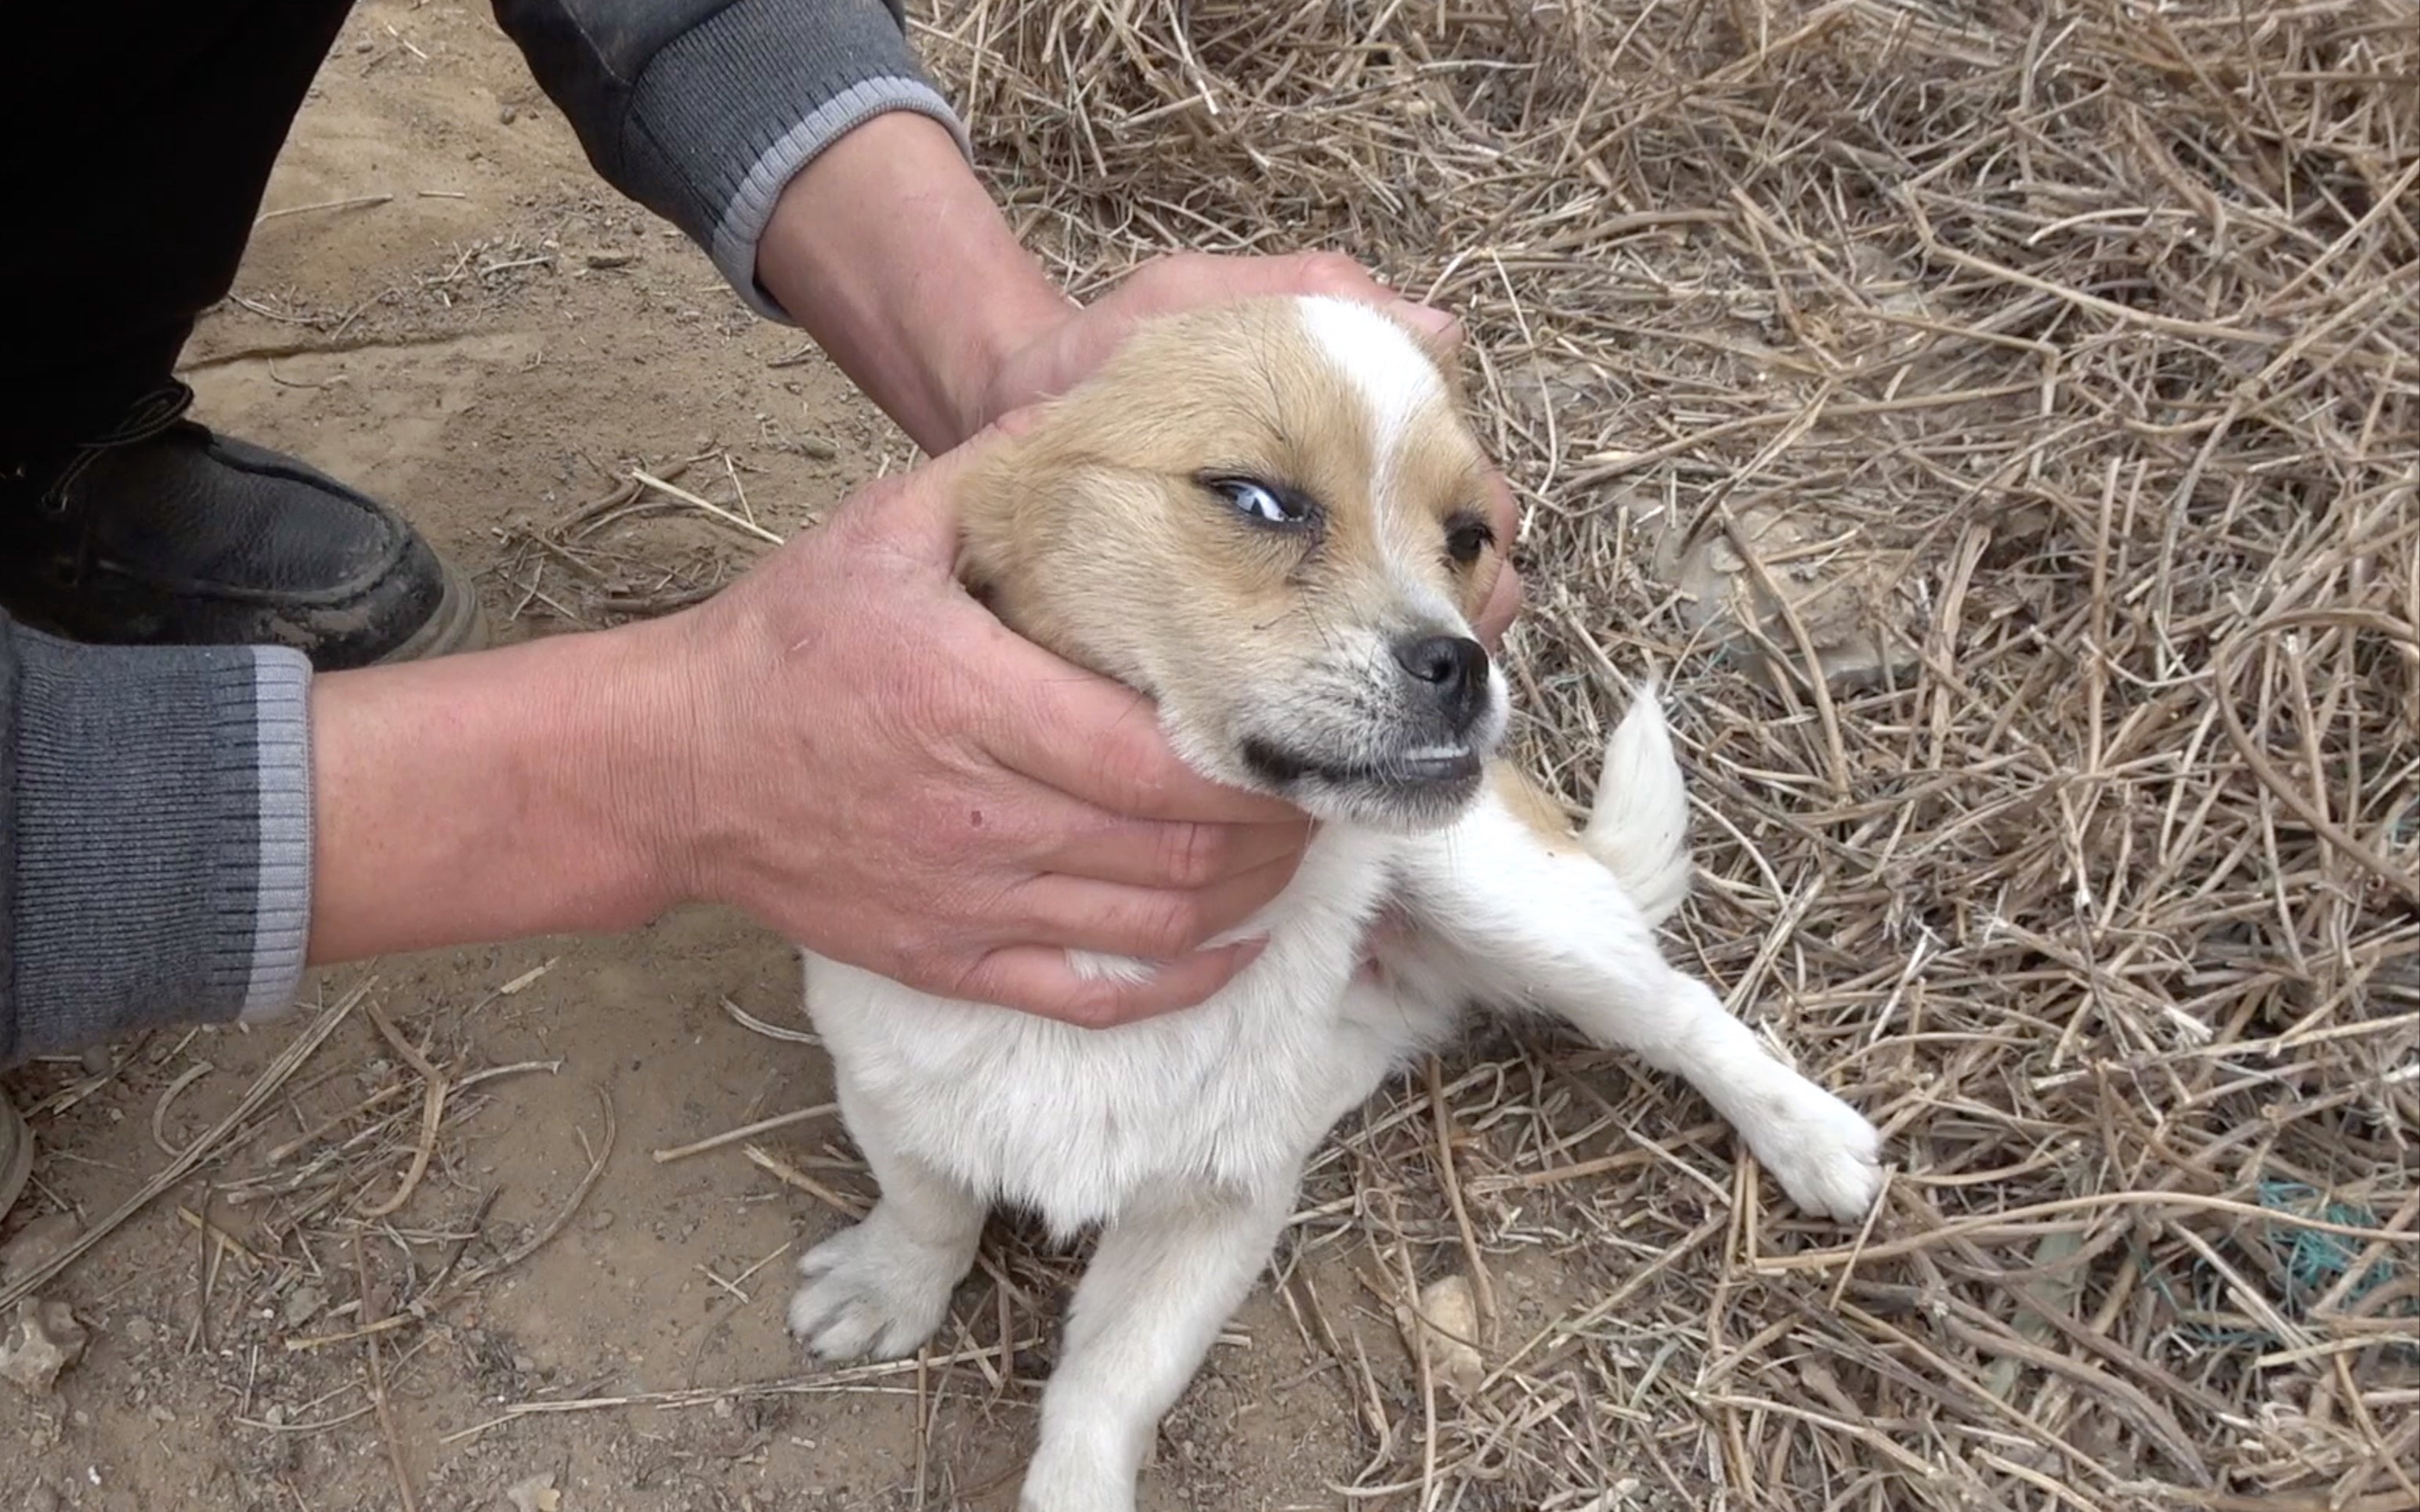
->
[[1, 6, 1547, 1509]]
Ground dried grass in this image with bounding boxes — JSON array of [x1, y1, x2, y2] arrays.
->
[[896, 1, 2418, 1506]]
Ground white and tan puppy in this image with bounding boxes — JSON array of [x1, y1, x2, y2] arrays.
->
[[789, 295, 1882, 1511]]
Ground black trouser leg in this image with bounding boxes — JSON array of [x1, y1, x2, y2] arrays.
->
[[2, 1, 360, 464]]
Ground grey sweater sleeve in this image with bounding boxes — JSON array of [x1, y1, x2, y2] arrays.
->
[[1, 617, 313, 1068], [492, 0, 972, 321]]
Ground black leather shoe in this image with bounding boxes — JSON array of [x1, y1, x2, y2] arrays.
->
[[0, 1088, 30, 1225], [0, 382, 486, 670]]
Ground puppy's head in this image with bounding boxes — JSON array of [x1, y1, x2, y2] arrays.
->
[[959, 294, 1508, 830]]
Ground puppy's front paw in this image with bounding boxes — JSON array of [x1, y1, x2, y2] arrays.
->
[[1741, 1076, 1883, 1224], [787, 1211, 964, 1362], [1019, 1443, 1135, 1512]]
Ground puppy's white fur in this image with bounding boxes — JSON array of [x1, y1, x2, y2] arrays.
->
[[789, 296, 1883, 1512]]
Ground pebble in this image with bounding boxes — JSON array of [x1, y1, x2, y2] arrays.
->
[[498, 103, 519, 125], [282, 1285, 328, 1329], [123, 1315, 156, 1348], [0, 1214, 81, 1281]]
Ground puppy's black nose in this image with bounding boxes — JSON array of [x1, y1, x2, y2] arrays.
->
[[1392, 633, 1490, 729]]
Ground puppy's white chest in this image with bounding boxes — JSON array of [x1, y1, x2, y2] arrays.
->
[[801, 828, 1449, 1235]]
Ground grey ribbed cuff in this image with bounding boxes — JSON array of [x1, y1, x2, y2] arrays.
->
[[710, 74, 972, 322], [618, 0, 974, 323], [5, 635, 313, 1063], [244, 656, 314, 1022]]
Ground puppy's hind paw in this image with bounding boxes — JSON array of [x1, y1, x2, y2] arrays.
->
[[787, 1213, 964, 1362], [1744, 1077, 1884, 1224]]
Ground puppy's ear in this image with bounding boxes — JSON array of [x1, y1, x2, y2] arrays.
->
[[952, 443, 1027, 604]]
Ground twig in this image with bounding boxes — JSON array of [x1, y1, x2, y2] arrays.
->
[[630, 469, 785, 546], [651, 1104, 838, 1164], [358, 999, 450, 1218], [356, 1235, 420, 1512], [0, 986, 367, 1311], [254, 194, 394, 225], [742, 1143, 867, 1219]]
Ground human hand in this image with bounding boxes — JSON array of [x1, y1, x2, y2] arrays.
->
[[975, 251, 1525, 647], [640, 418, 1311, 1028], [975, 251, 1454, 422]]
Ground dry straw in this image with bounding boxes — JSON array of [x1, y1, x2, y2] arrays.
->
[[897, 0, 2416, 1507]]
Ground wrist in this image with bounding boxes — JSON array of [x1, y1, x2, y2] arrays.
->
[[754, 110, 1069, 452], [594, 610, 727, 921], [305, 624, 696, 964]]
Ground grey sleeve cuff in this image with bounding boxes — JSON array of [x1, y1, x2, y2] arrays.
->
[[500, 0, 974, 325], [704, 74, 971, 322], [3, 632, 313, 1065]]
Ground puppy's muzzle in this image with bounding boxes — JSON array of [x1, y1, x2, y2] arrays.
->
[[1391, 633, 1491, 736]]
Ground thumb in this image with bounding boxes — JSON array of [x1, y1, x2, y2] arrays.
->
[[835, 407, 1044, 566]]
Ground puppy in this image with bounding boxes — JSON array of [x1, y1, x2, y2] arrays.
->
[[789, 295, 1883, 1511]]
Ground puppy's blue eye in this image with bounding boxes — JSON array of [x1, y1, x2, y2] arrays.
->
[[1209, 477, 1306, 526]]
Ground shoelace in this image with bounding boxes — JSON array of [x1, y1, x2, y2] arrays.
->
[[3, 381, 202, 589], [34, 380, 198, 518]]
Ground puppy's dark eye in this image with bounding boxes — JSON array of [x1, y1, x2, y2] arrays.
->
[[1206, 476, 1311, 527], [1444, 510, 1494, 566]]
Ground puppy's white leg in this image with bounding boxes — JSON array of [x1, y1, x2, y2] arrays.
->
[[788, 1084, 986, 1362], [1018, 1185, 1293, 1512], [1396, 780, 1882, 1223]]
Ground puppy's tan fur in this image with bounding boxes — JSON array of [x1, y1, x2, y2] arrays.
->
[[957, 299, 1499, 765]]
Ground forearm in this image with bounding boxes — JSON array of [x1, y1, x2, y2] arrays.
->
[[754, 112, 1069, 454], [306, 623, 685, 964], [494, 0, 986, 382]]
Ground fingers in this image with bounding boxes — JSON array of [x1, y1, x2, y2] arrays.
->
[[1035, 809, 1310, 892], [823, 408, 1047, 564], [1121, 250, 1459, 350], [953, 938, 1269, 1028], [1475, 560, 1525, 649], [1007, 848, 1300, 961], [982, 658, 1303, 826]]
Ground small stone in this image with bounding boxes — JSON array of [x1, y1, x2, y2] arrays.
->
[[712, 1395, 735, 1419], [1394, 1274, 1485, 1398], [121, 1315, 155, 1348], [0, 1213, 82, 1282], [504, 1470, 560, 1512], [585, 1209, 615, 1232], [498, 103, 519, 125], [77, 1045, 113, 1076], [282, 1285, 328, 1329], [0, 1298, 90, 1394]]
